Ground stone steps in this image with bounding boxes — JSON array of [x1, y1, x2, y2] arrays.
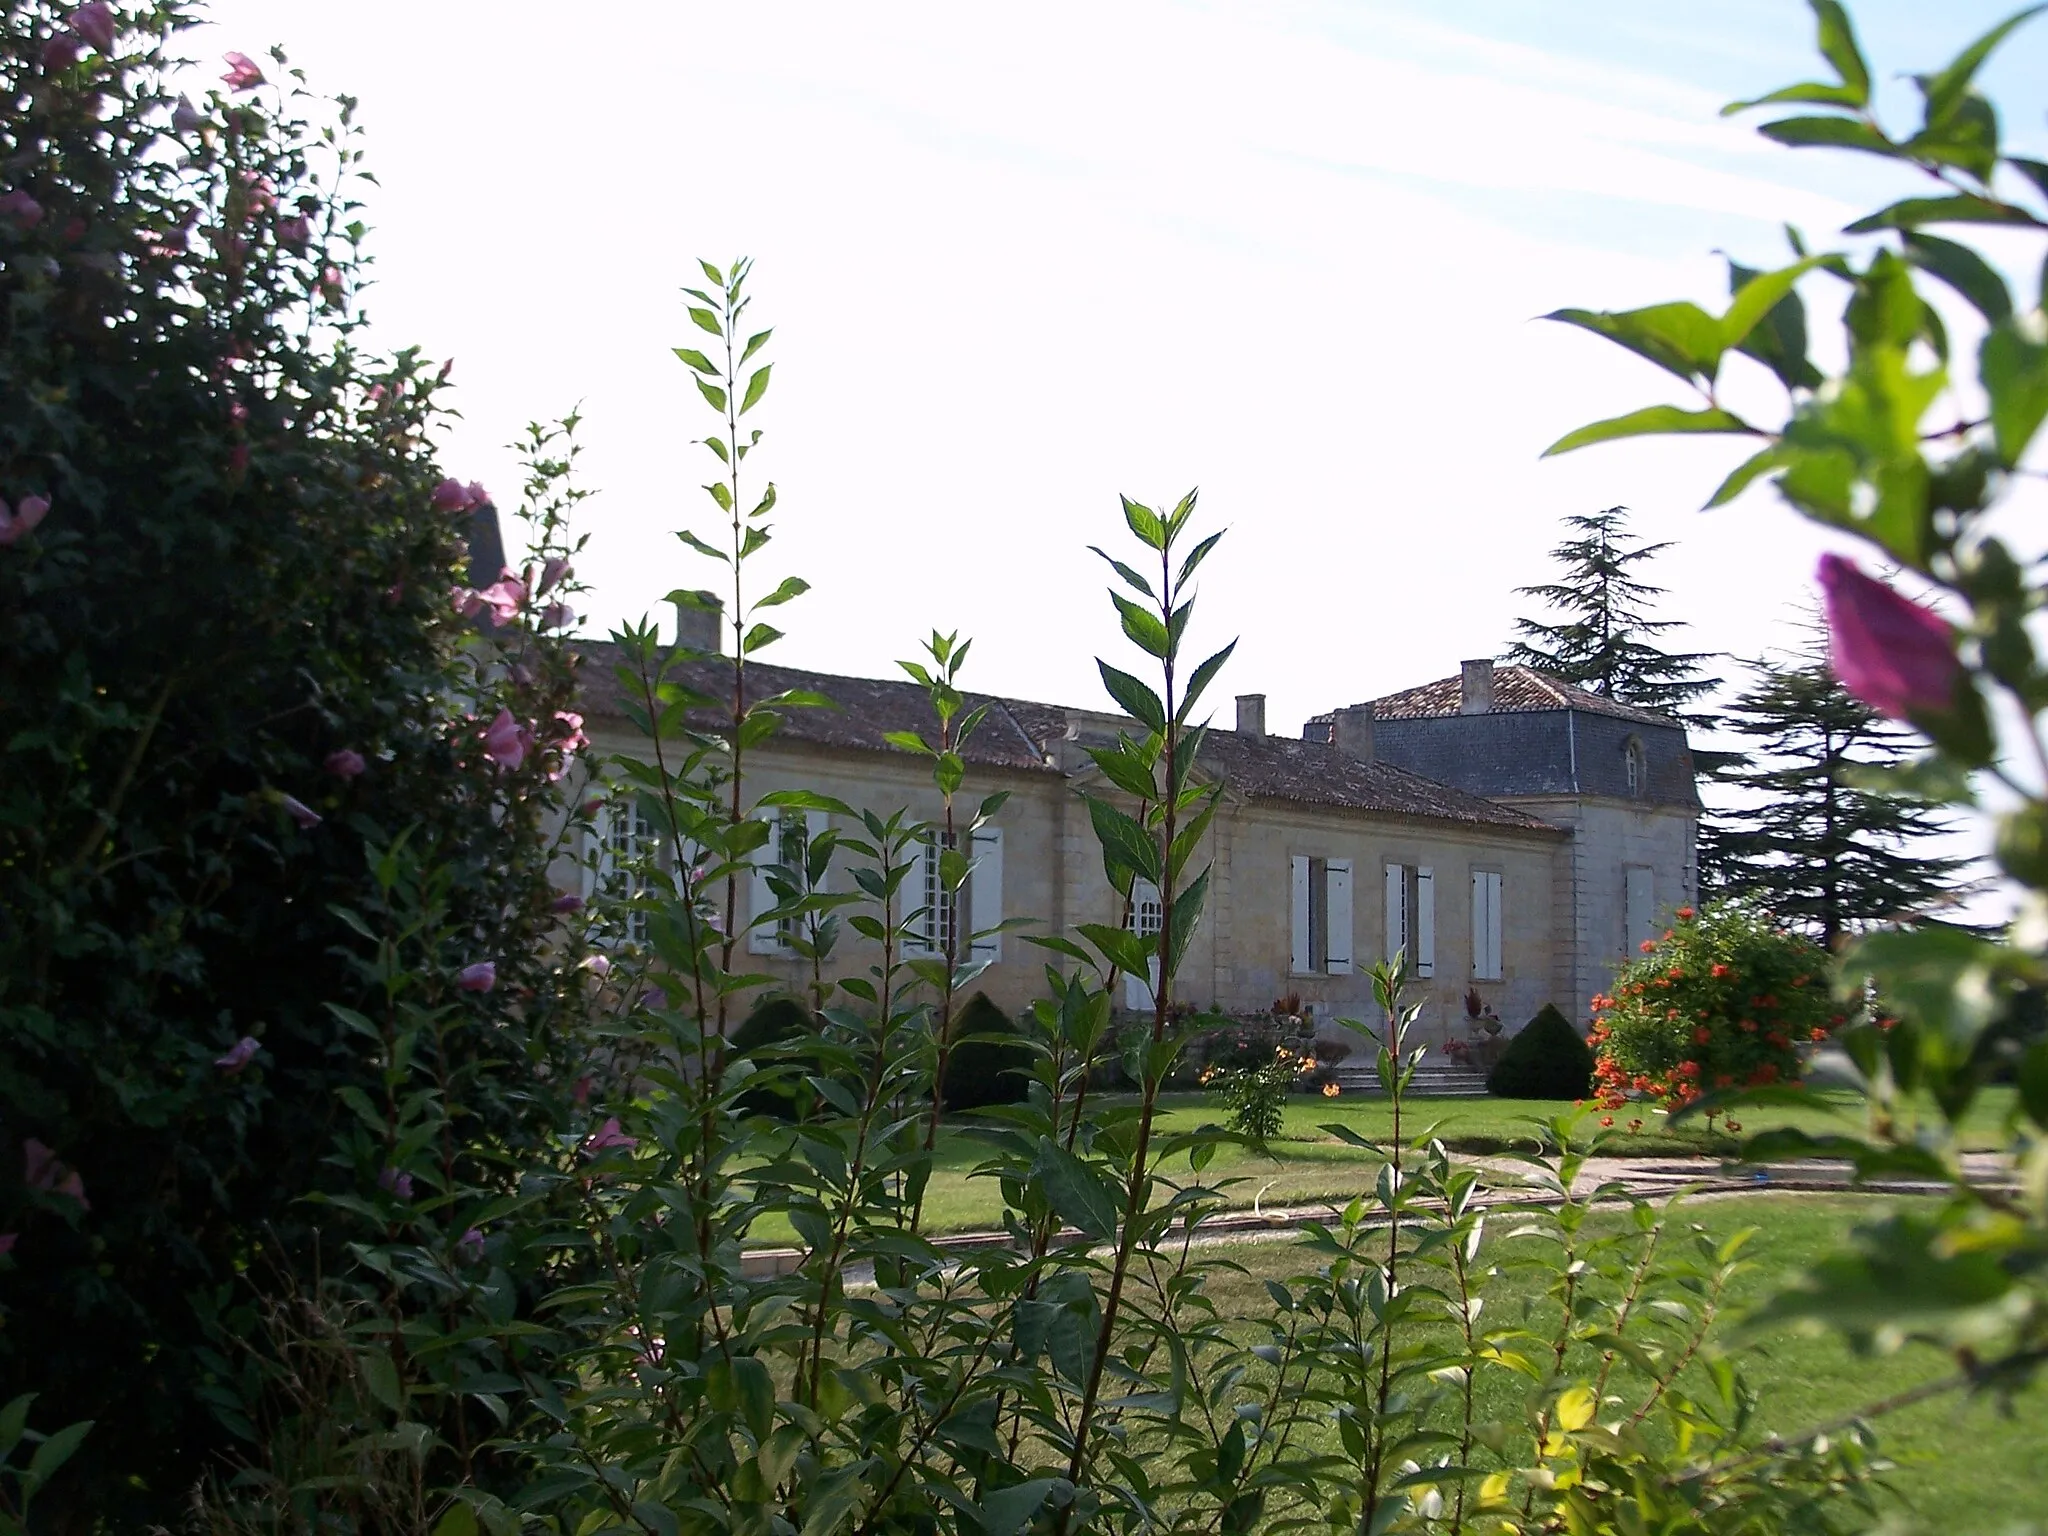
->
[[1328, 1059, 1490, 1098]]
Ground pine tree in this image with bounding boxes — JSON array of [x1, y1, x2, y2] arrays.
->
[[1506, 506, 1718, 717], [1702, 632, 1974, 948]]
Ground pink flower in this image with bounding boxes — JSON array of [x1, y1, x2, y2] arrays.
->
[[324, 748, 366, 779], [171, 94, 203, 134], [67, 4, 116, 52], [238, 172, 276, 213], [451, 586, 487, 619], [552, 711, 588, 753], [24, 1140, 86, 1210], [221, 50, 264, 90], [466, 480, 489, 508], [457, 1227, 485, 1262], [378, 1165, 413, 1201], [0, 496, 50, 547], [228, 401, 249, 423], [425, 479, 473, 514], [1817, 554, 1961, 720], [0, 190, 42, 228], [214, 1036, 260, 1073], [477, 577, 525, 627], [457, 960, 497, 993], [279, 793, 321, 829], [572, 1076, 591, 1105], [367, 382, 386, 405], [0, 1234, 15, 1257], [537, 556, 572, 595], [481, 709, 531, 770], [42, 34, 82, 71], [550, 892, 585, 914], [539, 601, 574, 631], [277, 214, 310, 247], [582, 953, 612, 978], [584, 1117, 637, 1153]]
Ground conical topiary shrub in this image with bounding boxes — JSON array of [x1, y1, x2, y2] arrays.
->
[[942, 993, 1034, 1111], [730, 995, 821, 1119], [1487, 1003, 1594, 1100]]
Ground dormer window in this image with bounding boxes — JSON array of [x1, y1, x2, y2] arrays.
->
[[1624, 736, 1648, 799]]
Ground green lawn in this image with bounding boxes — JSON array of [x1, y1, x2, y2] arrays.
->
[[747, 1088, 2017, 1241], [1202, 1195, 2042, 1533]]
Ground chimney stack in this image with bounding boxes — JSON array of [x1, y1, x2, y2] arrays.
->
[[1459, 659, 1495, 715], [1236, 693, 1267, 737], [675, 591, 723, 653], [1333, 702, 1376, 763]]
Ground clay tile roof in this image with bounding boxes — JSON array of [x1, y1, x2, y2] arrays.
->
[[573, 642, 1058, 773], [1360, 665, 1679, 728], [1193, 730, 1558, 831]]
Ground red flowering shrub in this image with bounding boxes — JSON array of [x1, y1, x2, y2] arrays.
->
[[1589, 902, 1836, 1111]]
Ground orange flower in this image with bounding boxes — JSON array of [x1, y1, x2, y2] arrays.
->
[[1693, 1026, 1712, 1044], [1639, 939, 1656, 953], [1710, 963, 1730, 979], [1676, 906, 1695, 920], [1809, 1026, 1828, 1041], [1599, 1115, 1614, 1127]]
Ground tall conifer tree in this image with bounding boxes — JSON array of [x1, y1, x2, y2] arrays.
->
[[1506, 506, 1717, 717], [1702, 631, 1974, 947]]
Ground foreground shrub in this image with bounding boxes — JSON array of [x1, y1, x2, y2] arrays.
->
[[940, 991, 1032, 1110], [1487, 1002, 1594, 1099]]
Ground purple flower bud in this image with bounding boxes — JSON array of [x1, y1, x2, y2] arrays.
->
[[67, 4, 116, 52], [429, 477, 475, 514], [457, 960, 497, 993], [42, 34, 82, 71], [171, 94, 203, 134], [220, 50, 263, 90], [1816, 554, 1961, 721], [0, 190, 42, 229], [324, 748, 367, 780], [378, 1165, 413, 1201], [481, 709, 530, 770], [457, 1227, 485, 1262], [537, 556, 572, 595], [0, 495, 50, 547], [214, 1036, 260, 1073], [550, 892, 585, 914], [582, 953, 612, 978], [24, 1139, 86, 1209], [277, 213, 311, 248], [466, 480, 489, 508], [279, 793, 321, 829], [539, 601, 574, 630], [583, 1117, 637, 1153]]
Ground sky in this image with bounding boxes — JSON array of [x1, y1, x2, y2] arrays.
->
[[182, 1, 2048, 750]]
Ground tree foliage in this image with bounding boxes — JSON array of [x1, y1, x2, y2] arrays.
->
[[1701, 628, 1974, 944]]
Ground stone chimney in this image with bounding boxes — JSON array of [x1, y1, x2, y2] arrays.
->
[[675, 591, 723, 653], [1459, 659, 1495, 715], [1236, 693, 1267, 737], [1333, 703, 1376, 763]]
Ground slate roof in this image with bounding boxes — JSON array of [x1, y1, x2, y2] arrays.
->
[[574, 644, 1555, 831], [574, 643, 1057, 773], [1308, 666, 1680, 731]]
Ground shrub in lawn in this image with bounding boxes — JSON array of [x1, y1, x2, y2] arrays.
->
[[1486, 1003, 1594, 1099], [730, 994, 821, 1118], [1590, 902, 1835, 1112], [941, 992, 1032, 1110]]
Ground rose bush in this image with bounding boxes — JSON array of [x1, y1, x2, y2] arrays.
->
[[1591, 902, 1837, 1111]]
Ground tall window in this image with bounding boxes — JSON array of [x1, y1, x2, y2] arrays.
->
[[1382, 863, 1435, 977], [750, 808, 832, 955], [904, 831, 958, 955], [1471, 869, 1503, 981], [1290, 855, 1354, 975], [1624, 735, 1648, 799], [588, 799, 656, 944], [900, 825, 1006, 961], [1125, 877, 1163, 1009]]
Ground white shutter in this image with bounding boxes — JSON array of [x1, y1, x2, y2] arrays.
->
[[1625, 866, 1654, 956], [1325, 859, 1353, 974], [1290, 855, 1312, 974], [747, 811, 782, 955], [1384, 862, 1405, 965], [1472, 870, 1503, 980], [1415, 866, 1435, 978], [970, 825, 1004, 961]]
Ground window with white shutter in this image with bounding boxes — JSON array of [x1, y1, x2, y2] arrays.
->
[[1291, 856, 1313, 975], [586, 799, 655, 945], [1471, 869, 1503, 981], [905, 831, 958, 955], [1292, 855, 1354, 975], [969, 825, 1004, 961], [1325, 859, 1353, 974], [1127, 877, 1163, 1009], [1414, 866, 1435, 978], [1384, 862, 1406, 965]]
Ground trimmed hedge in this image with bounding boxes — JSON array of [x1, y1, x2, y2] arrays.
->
[[731, 996, 821, 1118], [942, 993, 1034, 1111], [1487, 1003, 1594, 1100]]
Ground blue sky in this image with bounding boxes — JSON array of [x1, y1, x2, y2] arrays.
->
[[188, 1, 2048, 762]]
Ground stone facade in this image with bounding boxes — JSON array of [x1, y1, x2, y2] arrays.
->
[[566, 650, 1696, 1040]]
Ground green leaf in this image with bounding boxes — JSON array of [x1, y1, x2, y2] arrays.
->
[[1087, 544, 1158, 599], [677, 529, 730, 563], [1076, 921, 1152, 977], [1704, 445, 1787, 508], [1110, 592, 1170, 658], [1980, 316, 2048, 466], [362, 1350, 403, 1412], [1165, 865, 1209, 980], [752, 575, 810, 610], [976, 1480, 1065, 1536], [672, 347, 719, 375], [1810, 0, 1871, 103], [25, 1419, 91, 1488], [883, 730, 933, 754], [1177, 529, 1225, 587], [688, 306, 723, 336], [741, 623, 783, 654], [1720, 255, 1827, 349], [1542, 302, 1727, 385], [1030, 1138, 1121, 1238], [1846, 194, 2045, 233], [1098, 662, 1166, 733], [1087, 737, 1161, 800], [741, 364, 772, 415], [1179, 640, 1237, 722], [2019, 1038, 2048, 1129], [1121, 495, 1166, 550], [1083, 794, 1161, 890], [432, 1504, 479, 1536], [1544, 405, 1757, 457], [1916, 6, 2045, 135], [1757, 115, 1896, 155], [741, 328, 773, 364], [695, 376, 729, 412], [1903, 232, 2011, 323], [0, 1396, 31, 1462]]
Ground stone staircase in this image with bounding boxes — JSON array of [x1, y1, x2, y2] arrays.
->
[[1329, 1056, 1489, 1098]]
